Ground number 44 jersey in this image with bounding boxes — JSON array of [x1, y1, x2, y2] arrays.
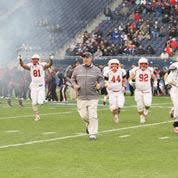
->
[[131, 66, 154, 91], [27, 62, 47, 88], [106, 68, 126, 92]]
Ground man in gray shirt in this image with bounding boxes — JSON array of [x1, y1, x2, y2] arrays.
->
[[71, 52, 104, 140]]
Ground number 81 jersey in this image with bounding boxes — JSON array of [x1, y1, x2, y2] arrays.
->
[[133, 67, 153, 91], [27, 62, 46, 88]]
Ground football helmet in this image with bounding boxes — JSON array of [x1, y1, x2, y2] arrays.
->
[[108, 58, 120, 68], [108, 59, 120, 71], [138, 57, 148, 70], [31, 54, 40, 65], [31, 54, 40, 59]]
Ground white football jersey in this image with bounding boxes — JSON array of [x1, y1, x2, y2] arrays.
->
[[170, 61, 178, 68], [131, 67, 153, 91], [106, 68, 124, 91], [103, 66, 110, 76], [27, 62, 47, 87]]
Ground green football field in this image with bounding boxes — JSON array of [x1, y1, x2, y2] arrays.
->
[[0, 96, 178, 178]]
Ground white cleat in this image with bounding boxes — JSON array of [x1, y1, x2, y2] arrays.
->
[[89, 134, 96, 140], [140, 115, 146, 124], [113, 114, 119, 123], [34, 113, 40, 121]]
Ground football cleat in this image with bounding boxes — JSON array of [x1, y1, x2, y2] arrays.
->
[[18, 100, 24, 106], [34, 112, 40, 121], [113, 114, 119, 123], [89, 134, 96, 140]]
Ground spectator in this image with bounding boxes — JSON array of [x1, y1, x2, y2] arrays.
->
[[146, 44, 156, 55]]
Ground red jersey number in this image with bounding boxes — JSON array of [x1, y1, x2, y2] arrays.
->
[[139, 73, 148, 82], [33, 69, 41, 77], [111, 75, 121, 83]]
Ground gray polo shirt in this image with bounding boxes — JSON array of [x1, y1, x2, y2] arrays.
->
[[71, 64, 104, 100]]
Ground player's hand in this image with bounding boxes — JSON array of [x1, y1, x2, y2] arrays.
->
[[49, 55, 54, 60], [153, 80, 157, 88], [96, 82, 100, 90], [17, 55, 22, 61]]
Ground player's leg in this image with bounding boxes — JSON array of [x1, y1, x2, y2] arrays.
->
[[135, 90, 145, 123], [172, 90, 178, 133], [169, 88, 175, 119], [31, 88, 39, 121], [143, 91, 152, 117], [34, 87, 46, 121], [109, 92, 119, 123], [7, 86, 13, 107]]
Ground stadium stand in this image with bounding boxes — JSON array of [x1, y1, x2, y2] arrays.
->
[[66, 0, 178, 58]]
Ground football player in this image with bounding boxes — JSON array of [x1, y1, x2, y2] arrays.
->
[[104, 59, 126, 123], [128, 57, 157, 123], [19, 54, 53, 121], [165, 59, 178, 133]]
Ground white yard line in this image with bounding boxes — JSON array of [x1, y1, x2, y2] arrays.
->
[[42, 132, 56, 135], [0, 120, 172, 149], [0, 112, 71, 120], [159, 136, 170, 140], [119, 135, 130, 138], [5, 130, 20, 133]]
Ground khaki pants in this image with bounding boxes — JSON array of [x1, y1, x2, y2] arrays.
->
[[77, 99, 99, 135]]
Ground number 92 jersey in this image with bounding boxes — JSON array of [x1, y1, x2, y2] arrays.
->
[[27, 62, 47, 88], [131, 66, 153, 91]]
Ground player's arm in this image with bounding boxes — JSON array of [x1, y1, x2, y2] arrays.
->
[[18, 55, 30, 71], [128, 72, 135, 86], [151, 73, 157, 88], [122, 76, 126, 88], [166, 70, 178, 87], [44, 55, 53, 70]]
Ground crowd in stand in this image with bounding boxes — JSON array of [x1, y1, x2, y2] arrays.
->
[[65, 0, 178, 58]]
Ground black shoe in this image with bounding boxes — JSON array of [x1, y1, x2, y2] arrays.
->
[[19, 100, 23, 106]]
